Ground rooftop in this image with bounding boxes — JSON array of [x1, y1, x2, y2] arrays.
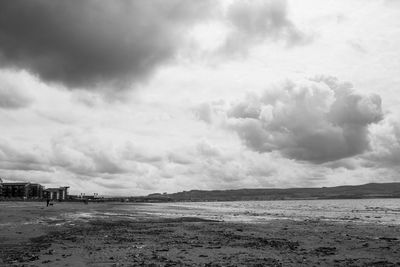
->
[[1, 182, 30, 186]]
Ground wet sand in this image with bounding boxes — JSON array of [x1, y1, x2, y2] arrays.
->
[[1, 202, 400, 266]]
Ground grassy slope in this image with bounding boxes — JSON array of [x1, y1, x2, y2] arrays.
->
[[160, 183, 400, 201]]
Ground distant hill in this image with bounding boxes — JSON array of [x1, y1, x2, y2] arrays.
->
[[146, 183, 400, 202]]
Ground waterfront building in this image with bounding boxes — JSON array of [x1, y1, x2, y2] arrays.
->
[[0, 182, 44, 199], [45, 186, 69, 201], [0, 179, 69, 200]]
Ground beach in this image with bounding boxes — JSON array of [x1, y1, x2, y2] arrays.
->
[[1, 202, 400, 266]]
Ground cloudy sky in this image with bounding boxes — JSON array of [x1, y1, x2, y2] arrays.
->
[[1, 0, 400, 196]]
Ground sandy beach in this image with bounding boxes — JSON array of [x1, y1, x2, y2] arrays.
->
[[1, 202, 400, 266]]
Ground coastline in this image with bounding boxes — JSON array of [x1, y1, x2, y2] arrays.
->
[[1, 202, 400, 266]]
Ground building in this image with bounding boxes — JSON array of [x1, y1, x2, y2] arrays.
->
[[0, 182, 44, 199], [0, 179, 68, 200], [28, 183, 45, 199], [45, 186, 69, 201]]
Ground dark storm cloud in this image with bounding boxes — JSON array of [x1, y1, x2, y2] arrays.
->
[[0, 0, 213, 89], [222, 0, 309, 54], [223, 77, 383, 163]]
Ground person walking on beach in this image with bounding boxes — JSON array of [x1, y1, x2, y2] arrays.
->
[[46, 198, 50, 207]]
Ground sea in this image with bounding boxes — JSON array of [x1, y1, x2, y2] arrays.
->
[[125, 198, 400, 225], [1, 198, 400, 225]]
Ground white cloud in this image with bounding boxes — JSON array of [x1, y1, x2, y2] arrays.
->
[[203, 77, 383, 163], [221, 0, 310, 54], [0, 71, 33, 109], [366, 114, 400, 168], [1, 0, 400, 195]]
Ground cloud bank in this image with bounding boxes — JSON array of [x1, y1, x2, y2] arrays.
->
[[0, 0, 213, 89], [1, 0, 398, 195], [0, 86, 31, 109], [0, 72, 33, 109], [219, 77, 383, 163], [222, 0, 309, 54], [367, 115, 400, 168]]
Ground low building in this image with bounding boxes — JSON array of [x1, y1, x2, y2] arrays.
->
[[1, 182, 44, 199], [28, 183, 45, 199], [0, 180, 69, 200], [45, 186, 69, 201], [0, 178, 3, 197]]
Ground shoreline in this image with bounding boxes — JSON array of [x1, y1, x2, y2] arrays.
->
[[2, 195, 400, 202], [1, 202, 400, 266]]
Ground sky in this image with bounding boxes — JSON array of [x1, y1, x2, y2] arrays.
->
[[0, 0, 400, 196]]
